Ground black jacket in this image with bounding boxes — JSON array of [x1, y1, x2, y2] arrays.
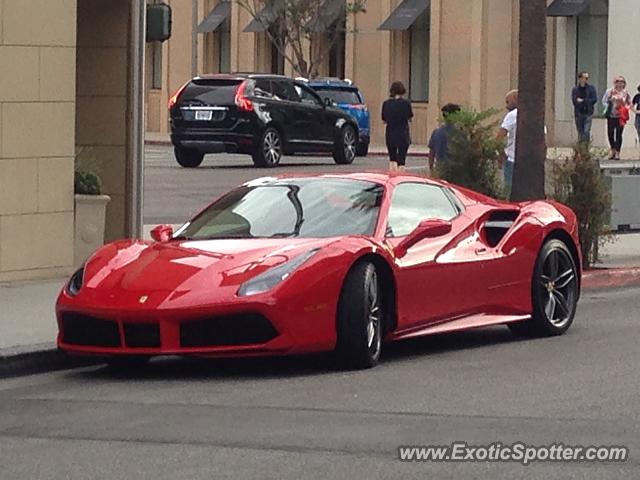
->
[[571, 84, 598, 116]]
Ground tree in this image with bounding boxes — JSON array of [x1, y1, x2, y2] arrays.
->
[[436, 108, 505, 199], [511, 0, 546, 201], [235, 0, 366, 78]]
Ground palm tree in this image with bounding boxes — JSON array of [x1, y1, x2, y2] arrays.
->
[[511, 0, 547, 201]]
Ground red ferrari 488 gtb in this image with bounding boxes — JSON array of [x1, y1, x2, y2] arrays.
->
[[57, 173, 581, 369]]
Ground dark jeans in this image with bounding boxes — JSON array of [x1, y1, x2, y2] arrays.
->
[[574, 112, 593, 142], [607, 117, 624, 152], [386, 142, 409, 166]]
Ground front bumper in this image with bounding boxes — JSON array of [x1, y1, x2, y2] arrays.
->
[[56, 295, 337, 358]]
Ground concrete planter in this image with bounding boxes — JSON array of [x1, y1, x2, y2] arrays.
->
[[74, 194, 111, 267]]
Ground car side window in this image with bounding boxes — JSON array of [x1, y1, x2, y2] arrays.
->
[[253, 79, 273, 99], [272, 80, 301, 103], [295, 84, 322, 106], [386, 183, 459, 237]]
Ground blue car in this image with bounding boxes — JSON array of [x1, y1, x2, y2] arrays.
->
[[308, 78, 370, 156]]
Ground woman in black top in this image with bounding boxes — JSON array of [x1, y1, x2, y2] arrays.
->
[[633, 84, 640, 145], [382, 81, 413, 171]]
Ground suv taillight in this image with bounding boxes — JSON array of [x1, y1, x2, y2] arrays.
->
[[234, 81, 254, 112], [168, 81, 189, 110]]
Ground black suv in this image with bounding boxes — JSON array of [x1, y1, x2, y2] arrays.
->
[[169, 74, 360, 168]]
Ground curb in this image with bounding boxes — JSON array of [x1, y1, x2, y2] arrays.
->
[[582, 267, 640, 291], [144, 140, 429, 157], [0, 344, 101, 378]]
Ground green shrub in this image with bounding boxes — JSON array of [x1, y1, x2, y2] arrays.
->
[[74, 170, 102, 195], [74, 146, 102, 195], [436, 107, 505, 199], [551, 142, 612, 268]]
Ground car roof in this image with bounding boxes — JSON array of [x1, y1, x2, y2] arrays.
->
[[193, 73, 293, 81], [308, 78, 358, 89], [246, 171, 503, 207], [247, 171, 441, 187]]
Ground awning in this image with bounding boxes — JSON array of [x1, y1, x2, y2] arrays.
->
[[243, 5, 278, 33], [546, 0, 591, 17], [308, 0, 345, 33], [379, 0, 429, 31], [197, 1, 231, 33]]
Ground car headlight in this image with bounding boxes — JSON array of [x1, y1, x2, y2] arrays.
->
[[66, 267, 85, 297], [237, 249, 319, 297]]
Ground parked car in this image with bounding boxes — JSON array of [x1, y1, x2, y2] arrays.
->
[[168, 74, 360, 168], [57, 173, 581, 370], [307, 78, 370, 156]]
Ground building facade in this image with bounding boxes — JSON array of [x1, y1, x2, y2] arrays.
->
[[146, 0, 640, 155], [0, 0, 145, 282]]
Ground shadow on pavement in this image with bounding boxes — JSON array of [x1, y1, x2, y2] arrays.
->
[[67, 325, 532, 382]]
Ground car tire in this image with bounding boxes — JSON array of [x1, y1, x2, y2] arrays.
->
[[106, 356, 150, 372], [174, 147, 204, 168], [333, 125, 357, 165], [252, 127, 282, 168], [336, 261, 383, 369], [356, 141, 369, 157], [508, 239, 579, 337]]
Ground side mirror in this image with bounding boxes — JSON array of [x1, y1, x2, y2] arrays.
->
[[150, 224, 174, 242], [394, 219, 452, 258], [324, 97, 332, 107]]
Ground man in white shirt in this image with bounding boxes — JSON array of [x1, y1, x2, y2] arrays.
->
[[496, 89, 518, 195]]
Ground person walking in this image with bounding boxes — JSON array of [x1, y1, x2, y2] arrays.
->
[[632, 84, 640, 146], [496, 90, 518, 194], [427, 103, 461, 173], [602, 75, 632, 160], [571, 71, 598, 143], [382, 81, 413, 171]]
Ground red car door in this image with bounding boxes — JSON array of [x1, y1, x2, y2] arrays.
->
[[384, 182, 490, 331]]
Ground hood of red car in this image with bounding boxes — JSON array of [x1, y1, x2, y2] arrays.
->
[[79, 237, 334, 308]]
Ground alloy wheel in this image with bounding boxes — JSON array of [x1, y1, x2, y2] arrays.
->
[[263, 130, 281, 165], [538, 248, 578, 328], [366, 269, 382, 354], [344, 128, 356, 163]]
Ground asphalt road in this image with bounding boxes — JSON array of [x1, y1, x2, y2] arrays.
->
[[143, 145, 427, 225], [1, 286, 639, 479]]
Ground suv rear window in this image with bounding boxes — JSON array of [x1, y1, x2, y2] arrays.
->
[[312, 88, 362, 105], [179, 79, 242, 105]]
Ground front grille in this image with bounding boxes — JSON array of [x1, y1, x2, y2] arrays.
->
[[62, 313, 120, 347], [180, 313, 278, 348], [124, 323, 160, 348]]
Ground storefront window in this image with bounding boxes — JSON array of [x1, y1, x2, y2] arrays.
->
[[219, 17, 231, 73], [576, 0, 608, 113], [409, 9, 429, 102], [152, 41, 162, 89]]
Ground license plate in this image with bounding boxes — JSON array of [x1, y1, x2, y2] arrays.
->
[[195, 110, 213, 121]]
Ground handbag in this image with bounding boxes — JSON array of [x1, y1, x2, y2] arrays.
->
[[619, 105, 630, 127]]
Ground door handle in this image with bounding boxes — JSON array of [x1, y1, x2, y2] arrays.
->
[[475, 247, 487, 255]]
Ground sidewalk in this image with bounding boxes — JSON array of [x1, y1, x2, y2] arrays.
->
[[1, 229, 639, 377], [144, 132, 430, 156]]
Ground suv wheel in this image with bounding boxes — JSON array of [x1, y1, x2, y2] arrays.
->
[[333, 125, 357, 165], [252, 128, 282, 168], [356, 141, 369, 157], [174, 147, 204, 168]]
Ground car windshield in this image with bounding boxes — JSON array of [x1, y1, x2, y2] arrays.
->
[[312, 88, 362, 105], [177, 178, 384, 239]]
